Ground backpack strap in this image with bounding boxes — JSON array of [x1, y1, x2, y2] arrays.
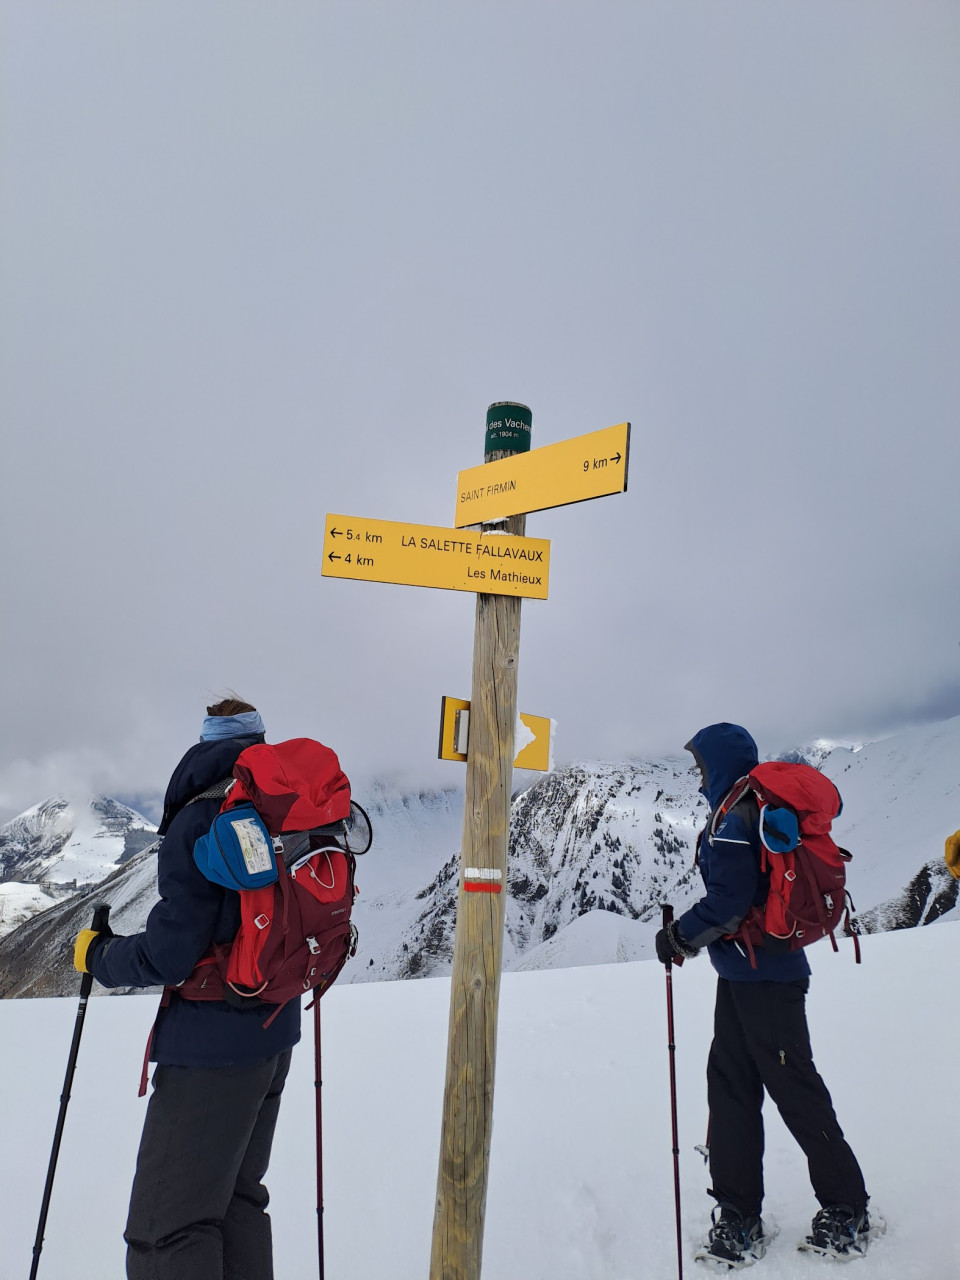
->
[[185, 777, 234, 806], [138, 987, 173, 1097], [709, 777, 758, 843]]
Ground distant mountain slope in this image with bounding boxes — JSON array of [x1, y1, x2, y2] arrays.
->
[[0, 840, 161, 997], [357, 757, 706, 982], [1, 716, 957, 997], [0, 779, 467, 997], [850, 855, 958, 933], [820, 714, 960, 908], [0, 796, 157, 887], [0, 797, 157, 941]]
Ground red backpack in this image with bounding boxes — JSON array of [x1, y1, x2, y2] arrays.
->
[[177, 739, 371, 1012], [139, 740, 371, 1094], [714, 761, 859, 966]]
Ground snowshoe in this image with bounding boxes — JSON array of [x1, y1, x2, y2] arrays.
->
[[694, 1207, 778, 1270], [797, 1205, 886, 1261]]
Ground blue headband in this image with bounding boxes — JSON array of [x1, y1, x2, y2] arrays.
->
[[200, 711, 265, 742]]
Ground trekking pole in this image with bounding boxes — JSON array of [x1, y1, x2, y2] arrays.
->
[[662, 903, 684, 1280], [314, 996, 325, 1280], [29, 902, 110, 1280]]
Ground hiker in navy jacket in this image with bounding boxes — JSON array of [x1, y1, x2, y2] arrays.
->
[[654, 723, 873, 1267], [73, 698, 298, 1280]]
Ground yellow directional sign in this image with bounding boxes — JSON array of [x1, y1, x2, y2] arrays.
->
[[438, 696, 471, 761], [322, 514, 550, 600], [454, 421, 630, 528], [514, 712, 554, 772], [438, 696, 554, 771]]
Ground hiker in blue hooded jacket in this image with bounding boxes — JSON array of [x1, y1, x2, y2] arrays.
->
[[654, 723, 873, 1268], [73, 698, 297, 1280]]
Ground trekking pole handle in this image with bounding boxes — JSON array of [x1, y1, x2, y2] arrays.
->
[[80, 904, 111, 999]]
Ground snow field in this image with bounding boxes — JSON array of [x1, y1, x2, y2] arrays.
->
[[0, 882, 60, 940], [1, 921, 957, 1279]]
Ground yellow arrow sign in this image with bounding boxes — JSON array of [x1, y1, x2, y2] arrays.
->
[[454, 421, 630, 528], [438, 696, 554, 771], [322, 514, 550, 599]]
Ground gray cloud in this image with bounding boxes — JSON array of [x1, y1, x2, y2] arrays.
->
[[2, 2, 958, 820]]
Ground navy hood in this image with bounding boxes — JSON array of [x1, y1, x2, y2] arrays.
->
[[685, 723, 759, 810], [157, 734, 265, 835]]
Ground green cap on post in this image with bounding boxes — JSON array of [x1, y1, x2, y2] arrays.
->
[[485, 402, 532, 457]]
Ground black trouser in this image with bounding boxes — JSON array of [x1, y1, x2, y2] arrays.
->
[[125, 1050, 292, 1280], [707, 978, 866, 1221]]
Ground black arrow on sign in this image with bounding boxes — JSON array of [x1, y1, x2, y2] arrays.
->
[[329, 527, 343, 538], [610, 452, 622, 464], [327, 552, 342, 562]]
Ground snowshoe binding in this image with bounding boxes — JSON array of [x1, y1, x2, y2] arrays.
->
[[695, 1207, 777, 1270], [797, 1204, 885, 1261]]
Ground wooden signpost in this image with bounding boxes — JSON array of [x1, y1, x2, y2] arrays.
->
[[321, 403, 630, 1280]]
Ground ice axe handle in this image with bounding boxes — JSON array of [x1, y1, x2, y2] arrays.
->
[[661, 903, 683, 967]]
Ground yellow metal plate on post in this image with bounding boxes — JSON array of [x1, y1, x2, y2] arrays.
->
[[454, 422, 630, 528], [438, 696, 471, 761], [438, 697, 554, 771], [322, 514, 549, 599]]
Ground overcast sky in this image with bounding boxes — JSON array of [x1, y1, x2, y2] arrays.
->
[[1, 2, 958, 821]]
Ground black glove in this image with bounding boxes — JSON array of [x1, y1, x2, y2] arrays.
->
[[655, 926, 678, 965], [654, 918, 698, 966]]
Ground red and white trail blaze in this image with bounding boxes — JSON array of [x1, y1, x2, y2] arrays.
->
[[463, 867, 502, 894]]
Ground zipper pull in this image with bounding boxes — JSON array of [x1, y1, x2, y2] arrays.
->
[[779, 1049, 786, 1066]]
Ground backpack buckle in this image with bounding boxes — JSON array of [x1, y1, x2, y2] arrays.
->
[[306, 935, 321, 954], [254, 913, 270, 930]]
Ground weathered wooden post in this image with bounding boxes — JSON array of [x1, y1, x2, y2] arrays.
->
[[429, 402, 532, 1280], [320, 409, 629, 1278]]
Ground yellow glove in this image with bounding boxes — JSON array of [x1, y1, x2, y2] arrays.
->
[[74, 929, 101, 974], [946, 829, 960, 880]]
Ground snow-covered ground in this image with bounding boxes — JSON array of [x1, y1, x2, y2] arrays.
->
[[0, 881, 61, 936], [1, 920, 956, 1279]]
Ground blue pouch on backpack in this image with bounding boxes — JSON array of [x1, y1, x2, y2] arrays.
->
[[193, 804, 280, 891], [759, 804, 800, 854]]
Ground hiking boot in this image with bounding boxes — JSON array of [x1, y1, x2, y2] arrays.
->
[[803, 1205, 873, 1258], [695, 1207, 771, 1270]]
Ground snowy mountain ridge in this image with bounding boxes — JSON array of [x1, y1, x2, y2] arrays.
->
[[0, 715, 957, 997], [0, 795, 157, 887], [362, 756, 707, 982], [0, 796, 158, 941]]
